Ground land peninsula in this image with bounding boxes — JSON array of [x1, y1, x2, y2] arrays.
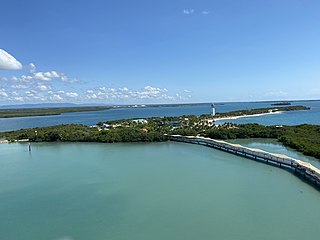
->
[[1, 105, 319, 160]]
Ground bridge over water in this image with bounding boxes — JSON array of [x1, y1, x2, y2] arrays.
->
[[169, 135, 320, 190]]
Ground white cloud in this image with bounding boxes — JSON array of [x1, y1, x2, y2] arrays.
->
[[50, 94, 63, 101], [85, 91, 96, 100], [37, 85, 48, 91], [183, 9, 195, 15], [0, 49, 23, 70], [264, 91, 288, 97], [33, 71, 61, 81], [202, 11, 210, 15], [85, 85, 190, 102], [29, 63, 36, 73], [0, 89, 8, 97], [60, 73, 78, 83], [0, 71, 190, 103], [87, 93, 97, 99], [2, 63, 77, 84], [11, 84, 29, 89], [183, 89, 192, 93], [33, 72, 51, 81], [66, 92, 78, 98], [13, 97, 24, 102]]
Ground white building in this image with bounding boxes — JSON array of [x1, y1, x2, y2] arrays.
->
[[132, 119, 148, 124]]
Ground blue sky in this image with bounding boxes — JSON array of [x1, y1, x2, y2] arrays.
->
[[0, 0, 320, 104]]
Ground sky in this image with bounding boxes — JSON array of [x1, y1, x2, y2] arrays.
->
[[0, 0, 320, 105]]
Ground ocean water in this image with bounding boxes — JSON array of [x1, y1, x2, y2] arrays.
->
[[0, 100, 319, 132], [0, 142, 319, 240]]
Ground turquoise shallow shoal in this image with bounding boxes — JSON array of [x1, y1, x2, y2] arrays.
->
[[0, 142, 319, 240]]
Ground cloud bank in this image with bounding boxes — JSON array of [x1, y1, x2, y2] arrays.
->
[[0, 56, 191, 104], [0, 81, 191, 103], [0, 49, 23, 70]]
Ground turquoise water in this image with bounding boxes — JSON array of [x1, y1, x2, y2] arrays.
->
[[0, 142, 319, 240], [1, 100, 319, 132]]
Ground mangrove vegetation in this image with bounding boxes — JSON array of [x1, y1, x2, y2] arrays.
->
[[1, 123, 319, 160]]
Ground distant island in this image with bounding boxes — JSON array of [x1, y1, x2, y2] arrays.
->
[[0, 106, 113, 118], [0, 103, 210, 118], [212, 105, 308, 120], [1, 105, 319, 160], [271, 102, 291, 106]]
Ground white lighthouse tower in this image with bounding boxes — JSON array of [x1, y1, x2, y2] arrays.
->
[[211, 103, 216, 116]]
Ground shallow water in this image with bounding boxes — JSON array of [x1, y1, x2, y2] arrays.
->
[[0, 142, 319, 240]]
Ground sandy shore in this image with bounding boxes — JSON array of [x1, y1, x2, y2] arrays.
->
[[214, 111, 283, 121], [0, 140, 9, 144]]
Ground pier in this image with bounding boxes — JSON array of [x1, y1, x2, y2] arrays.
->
[[169, 135, 320, 189]]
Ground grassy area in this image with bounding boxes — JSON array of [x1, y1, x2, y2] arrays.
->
[[0, 106, 112, 118]]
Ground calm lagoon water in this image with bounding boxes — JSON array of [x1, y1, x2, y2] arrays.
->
[[1, 100, 319, 132], [0, 142, 319, 240]]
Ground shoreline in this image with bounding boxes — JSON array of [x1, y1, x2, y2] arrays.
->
[[214, 111, 283, 121]]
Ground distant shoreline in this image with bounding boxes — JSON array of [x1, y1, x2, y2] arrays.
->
[[214, 111, 283, 121], [0, 103, 209, 119]]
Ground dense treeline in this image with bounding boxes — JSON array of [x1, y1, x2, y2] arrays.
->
[[1, 124, 167, 143], [278, 125, 320, 159], [204, 124, 283, 139], [0, 107, 113, 118]]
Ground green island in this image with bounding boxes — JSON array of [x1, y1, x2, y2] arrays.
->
[[1, 105, 319, 159], [0, 106, 113, 118], [0, 103, 209, 118], [212, 105, 308, 118]]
